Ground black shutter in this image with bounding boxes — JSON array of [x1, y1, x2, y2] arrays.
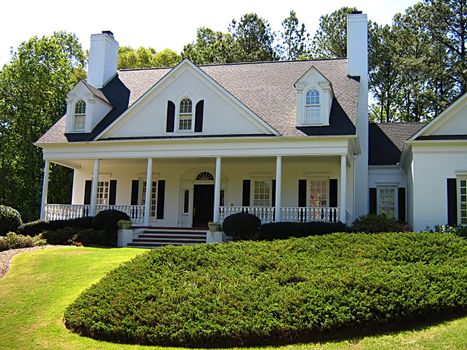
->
[[109, 180, 117, 205], [84, 180, 92, 205], [272, 180, 276, 207], [329, 179, 338, 207], [166, 100, 175, 132], [369, 188, 377, 214], [447, 178, 457, 226], [242, 180, 251, 206], [298, 179, 306, 207], [157, 180, 165, 220], [398, 188, 406, 221], [131, 180, 139, 205], [194, 100, 204, 132]]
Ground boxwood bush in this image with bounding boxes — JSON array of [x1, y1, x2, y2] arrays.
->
[[64, 232, 467, 347], [257, 221, 346, 240], [92, 210, 130, 246], [0, 205, 22, 235], [18, 217, 94, 236], [222, 212, 261, 240], [351, 214, 410, 233]]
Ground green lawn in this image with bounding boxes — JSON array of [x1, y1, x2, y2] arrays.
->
[[0, 246, 466, 350]]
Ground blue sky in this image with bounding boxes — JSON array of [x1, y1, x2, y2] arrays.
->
[[0, 0, 420, 66]]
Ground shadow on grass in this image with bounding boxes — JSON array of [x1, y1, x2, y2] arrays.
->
[[260, 310, 467, 349]]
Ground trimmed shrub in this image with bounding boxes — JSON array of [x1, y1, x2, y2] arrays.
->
[[222, 212, 261, 240], [92, 210, 130, 246], [351, 214, 410, 233], [0, 232, 47, 252], [0, 205, 22, 235], [76, 228, 109, 246], [42, 227, 78, 245], [18, 217, 94, 236], [64, 232, 467, 347], [257, 221, 346, 240]]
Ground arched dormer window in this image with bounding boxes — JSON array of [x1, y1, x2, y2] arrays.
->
[[304, 89, 320, 124], [74, 100, 86, 131], [178, 98, 193, 131]]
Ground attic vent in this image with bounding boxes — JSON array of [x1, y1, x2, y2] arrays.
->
[[196, 172, 214, 181]]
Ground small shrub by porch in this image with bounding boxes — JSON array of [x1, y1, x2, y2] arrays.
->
[[64, 232, 467, 347]]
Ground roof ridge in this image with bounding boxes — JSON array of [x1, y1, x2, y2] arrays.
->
[[118, 57, 348, 72]]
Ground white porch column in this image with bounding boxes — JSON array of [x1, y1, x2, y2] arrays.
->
[[340, 155, 347, 223], [144, 158, 153, 226], [40, 160, 50, 220], [90, 159, 100, 216], [213, 156, 222, 222], [275, 156, 282, 222]]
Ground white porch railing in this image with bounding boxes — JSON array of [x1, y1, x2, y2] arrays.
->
[[44, 204, 145, 225], [219, 206, 275, 224], [44, 204, 91, 221], [219, 206, 340, 224], [280, 207, 339, 223]]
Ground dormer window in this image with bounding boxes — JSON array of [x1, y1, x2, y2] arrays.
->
[[178, 98, 193, 131], [74, 100, 86, 131], [304, 89, 320, 124]]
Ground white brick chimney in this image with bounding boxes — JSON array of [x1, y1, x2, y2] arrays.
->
[[347, 12, 369, 220], [88, 31, 118, 88]]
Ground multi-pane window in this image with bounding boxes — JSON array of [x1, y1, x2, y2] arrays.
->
[[253, 180, 271, 207], [96, 181, 109, 205], [309, 178, 328, 207], [458, 178, 467, 225], [304, 89, 320, 124], [377, 187, 396, 218], [74, 100, 86, 130], [178, 98, 192, 131], [141, 181, 157, 217]]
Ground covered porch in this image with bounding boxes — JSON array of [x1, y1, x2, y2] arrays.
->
[[40, 154, 352, 227]]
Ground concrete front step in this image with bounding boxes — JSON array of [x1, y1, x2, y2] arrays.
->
[[129, 227, 207, 247]]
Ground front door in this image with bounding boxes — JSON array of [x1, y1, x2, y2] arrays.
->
[[193, 184, 214, 227]]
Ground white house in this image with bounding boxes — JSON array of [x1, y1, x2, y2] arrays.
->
[[35, 12, 467, 244]]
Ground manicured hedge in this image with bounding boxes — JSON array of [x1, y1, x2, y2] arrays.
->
[[0, 205, 22, 235], [222, 212, 261, 240], [257, 221, 346, 240], [351, 214, 410, 233], [64, 232, 467, 347], [18, 217, 94, 236]]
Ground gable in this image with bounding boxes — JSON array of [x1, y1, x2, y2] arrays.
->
[[100, 60, 277, 140], [412, 93, 467, 140]]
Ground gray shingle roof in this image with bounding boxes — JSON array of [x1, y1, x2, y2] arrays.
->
[[37, 59, 359, 143], [369, 122, 426, 165]]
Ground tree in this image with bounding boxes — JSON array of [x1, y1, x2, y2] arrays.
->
[[278, 10, 310, 60], [309, 6, 358, 58], [118, 46, 181, 69], [0, 32, 86, 220], [368, 23, 399, 122], [228, 13, 277, 61], [422, 0, 466, 95], [181, 27, 239, 64]]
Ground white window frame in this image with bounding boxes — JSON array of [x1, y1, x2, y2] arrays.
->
[[251, 178, 273, 207], [140, 180, 158, 218], [304, 89, 321, 125], [73, 100, 86, 131], [376, 185, 398, 218], [177, 97, 194, 132], [457, 177, 467, 225], [96, 180, 109, 205]]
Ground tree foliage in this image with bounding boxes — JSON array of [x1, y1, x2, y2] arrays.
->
[[309, 7, 358, 58], [0, 32, 86, 220], [118, 46, 181, 69], [278, 10, 310, 60], [228, 13, 277, 62]]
